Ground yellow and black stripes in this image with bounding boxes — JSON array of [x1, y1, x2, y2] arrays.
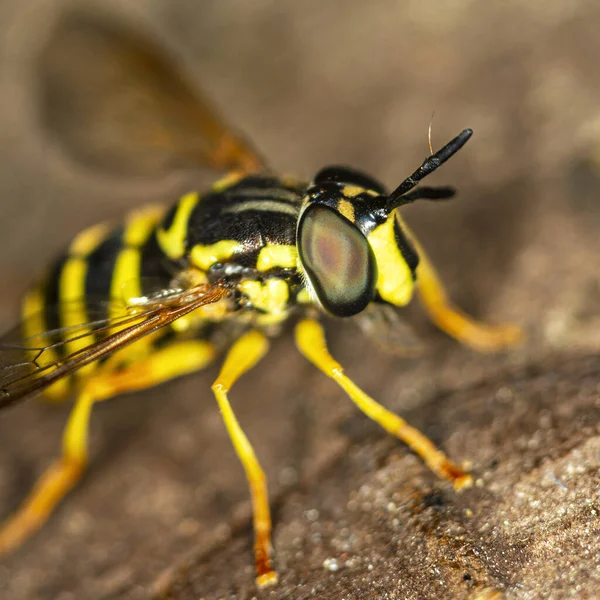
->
[[109, 206, 165, 314], [22, 223, 113, 398], [22, 176, 312, 390], [156, 176, 306, 273], [157, 192, 199, 260], [22, 170, 422, 391], [22, 207, 171, 394], [83, 207, 174, 313], [153, 176, 309, 315], [24, 170, 422, 375], [23, 169, 424, 378]]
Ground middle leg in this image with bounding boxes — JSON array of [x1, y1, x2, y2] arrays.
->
[[295, 318, 472, 489], [210, 329, 276, 587]]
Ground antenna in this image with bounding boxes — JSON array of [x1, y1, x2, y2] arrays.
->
[[387, 129, 472, 211]]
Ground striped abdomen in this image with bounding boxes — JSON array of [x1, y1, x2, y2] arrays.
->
[[22, 205, 173, 399]]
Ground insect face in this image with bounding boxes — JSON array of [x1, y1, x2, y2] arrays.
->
[[297, 130, 473, 318], [297, 167, 385, 317], [296, 169, 419, 317]]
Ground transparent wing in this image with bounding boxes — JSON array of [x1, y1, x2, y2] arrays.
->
[[0, 281, 231, 409], [39, 10, 266, 177]]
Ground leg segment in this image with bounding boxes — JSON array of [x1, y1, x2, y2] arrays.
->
[[0, 340, 215, 557], [295, 319, 472, 489], [209, 330, 276, 587], [402, 218, 523, 352]]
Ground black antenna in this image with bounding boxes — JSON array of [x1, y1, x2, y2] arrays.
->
[[387, 128, 472, 211]]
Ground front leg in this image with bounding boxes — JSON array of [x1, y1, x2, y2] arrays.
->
[[295, 318, 472, 490]]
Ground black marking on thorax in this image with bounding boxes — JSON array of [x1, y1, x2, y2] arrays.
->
[[186, 176, 305, 269]]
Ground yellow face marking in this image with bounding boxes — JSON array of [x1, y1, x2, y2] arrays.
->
[[22, 287, 70, 400], [337, 199, 355, 223], [341, 185, 377, 198], [367, 214, 414, 307], [239, 279, 290, 324], [211, 171, 245, 192], [70, 222, 111, 255], [156, 192, 199, 259], [341, 185, 364, 198], [123, 205, 164, 247], [256, 244, 298, 272], [190, 240, 240, 271]]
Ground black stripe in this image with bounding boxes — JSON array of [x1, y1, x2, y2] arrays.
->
[[42, 252, 69, 358], [84, 226, 125, 307], [394, 220, 419, 278], [139, 232, 177, 296], [159, 203, 179, 233]]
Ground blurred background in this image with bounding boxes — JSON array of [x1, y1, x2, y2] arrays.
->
[[0, 1, 599, 598]]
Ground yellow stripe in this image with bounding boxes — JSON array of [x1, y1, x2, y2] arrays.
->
[[70, 222, 111, 255], [367, 214, 414, 307], [211, 171, 245, 192], [156, 192, 199, 259], [342, 185, 377, 198], [60, 222, 113, 376], [190, 240, 240, 271], [111, 208, 162, 314], [110, 248, 142, 310], [23, 287, 48, 339], [22, 287, 70, 400], [108, 208, 164, 364], [337, 199, 355, 223], [341, 185, 363, 198], [238, 279, 290, 325], [123, 205, 165, 246], [256, 244, 297, 272], [59, 257, 94, 377], [297, 288, 312, 304]]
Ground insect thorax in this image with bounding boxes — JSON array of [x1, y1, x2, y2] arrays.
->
[[156, 174, 312, 326]]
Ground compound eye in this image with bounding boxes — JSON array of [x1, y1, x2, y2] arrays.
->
[[298, 204, 377, 317]]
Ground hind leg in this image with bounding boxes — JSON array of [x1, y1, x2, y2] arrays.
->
[[0, 340, 215, 556]]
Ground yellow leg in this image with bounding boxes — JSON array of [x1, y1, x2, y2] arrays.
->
[[295, 319, 472, 490], [404, 220, 523, 352], [210, 330, 277, 587], [0, 340, 215, 557]]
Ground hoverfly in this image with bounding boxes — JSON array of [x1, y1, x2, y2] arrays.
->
[[0, 11, 521, 586]]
